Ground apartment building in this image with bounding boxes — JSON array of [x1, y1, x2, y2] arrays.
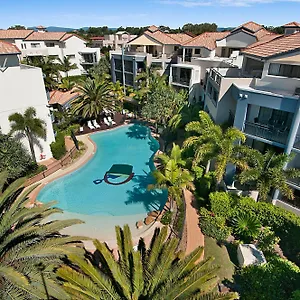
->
[[110, 25, 193, 87], [169, 22, 275, 103], [0, 26, 101, 76], [204, 24, 300, 203], [0, 41, 55, 161], [91, 32, 137, 50]]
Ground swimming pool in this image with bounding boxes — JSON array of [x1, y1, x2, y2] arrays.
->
[[37, 124, 167, 217]]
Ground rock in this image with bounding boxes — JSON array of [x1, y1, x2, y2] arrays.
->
[[147, 210, 160, 218], [136, 220, 143, 229], [144, 215, 155, 225]]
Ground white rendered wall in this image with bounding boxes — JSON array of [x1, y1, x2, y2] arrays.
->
[[0, 62, 55, 162]]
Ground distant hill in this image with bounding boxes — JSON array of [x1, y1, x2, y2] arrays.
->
[[28, 26, 116, 32]]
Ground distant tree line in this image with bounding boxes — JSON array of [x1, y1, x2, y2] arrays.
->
[[263, 25, 285, 34]]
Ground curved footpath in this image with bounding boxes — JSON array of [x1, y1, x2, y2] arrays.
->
[[184, 189, 205, 259]]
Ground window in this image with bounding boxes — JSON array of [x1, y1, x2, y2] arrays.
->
[[195, 48, 201, 55], [23, 43, 26, 49], [269, 63, 300, 78], [31, 43, 41, 48], [46, 42, 55, 47], [21, 44, 24, 49], [67, 54, 76, 59]]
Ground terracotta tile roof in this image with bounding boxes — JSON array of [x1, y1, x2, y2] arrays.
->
[[255, 28, 273, 40], [246, 33, 282, 49], [232, 21, 263, 34], [182, 31, 230, 50], [283, 22, 300, 27], [90, 36, 105, 40], [0, 40, 21, 55], [168, 33, 193, 44], [49, 89, 79, 106], [242, 32, 300, 58], [25, 31, 67, 41], [145, 30, 180, 45], [36, 25, 47, 29], [147, 25, 159, 33], [61, 33, 86, 42], [0, 29, 33, 39]]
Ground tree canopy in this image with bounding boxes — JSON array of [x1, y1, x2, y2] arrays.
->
[[182, 23, 218, 35]]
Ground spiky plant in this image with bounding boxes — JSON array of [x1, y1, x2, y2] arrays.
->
[[184, 111, 246, 182], [57, 56, 78, 77], [0, 177, 86, 299], [232, 213, 261, 242], [58, 225, 238, 300]]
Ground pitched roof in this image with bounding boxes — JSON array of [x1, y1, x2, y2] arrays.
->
[[0, 40, 21, 55], [246, 33, 282, 49], [144, 30, 180, 45], [232, 21, 263, 34], [36, 25, 47, 29], [182, 31, 230, 50], [242, 32, 300, 59], [25, 31, 67, 41], [283, 22, 300, 27], [49, 89, 79, 106], [90, 36, 105, 40], [0, 29, 33, 39], [147, 25, 159, 33], [61, 33, 86, 42], [168, 33, 193, 44]]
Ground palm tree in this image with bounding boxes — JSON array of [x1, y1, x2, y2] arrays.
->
[[57, 56, 78, 77], [71, 78, 116, 119], [149, 144, 194, 210], [0, 177, 86, 299], [168, 103, 202, 131], [58, 225, 238, 300], [9, 107, 47, 163], [184, 111, 246, 183], [59, 77, 76, 91], [238, 149, 300, 201]]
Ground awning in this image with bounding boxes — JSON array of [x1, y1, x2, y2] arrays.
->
[[129, 35, 161, 46]]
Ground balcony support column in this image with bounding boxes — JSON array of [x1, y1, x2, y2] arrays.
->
[[182, 48, 186, 62], [273, 99, 300, 200]]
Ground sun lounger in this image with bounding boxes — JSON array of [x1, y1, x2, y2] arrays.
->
[[87, 120, 95, 130], [104, 117, 112, 127], [108, 116, 116, 125], [79, 126, 84, 133], [92, 119, 101, 129]]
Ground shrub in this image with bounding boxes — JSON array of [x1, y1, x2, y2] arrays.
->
[[27, 164, 47, 178], [199, 208, 231, 241], [290, 290, 300, 300], [235, 257, 300, 300], [232, 213, 261, 242], [209, 192, 233, 218], [174, 202, 185, 236], [257, 227, 280, 254], [195, 172, 216, 206], [50, 132, 66, 160], [161, 211, 172, 225]]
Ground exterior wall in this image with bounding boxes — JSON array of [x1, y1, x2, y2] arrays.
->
[[217, 31, 257, 48], [0, 61, 55, 161]]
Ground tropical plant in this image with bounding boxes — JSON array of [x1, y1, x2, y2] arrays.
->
[[149, 144, 194, 210], [8, 107, 47, 163], [0, 177, 86, 299], [184, 111, 246, 182], [89, 56, 111, 79], [232, 212, 261, 241], [238, 149, 300, 201], [71, 78, 116, 119], [257, 227, 280, 253], [168, 103, 202, 131], [57, 56, 78, 77], [58, 225, 238, 300], [110, 80, 125, 102], [59, 77, 76, 91], [0, 132, 33, 180]]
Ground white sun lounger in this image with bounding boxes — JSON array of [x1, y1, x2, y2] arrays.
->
[[103, 117, 112, 127], [79, 126, 84, 133], [92, 119, 101, 129], [108, 116, 116, 125], [87, 120, 95, 130]]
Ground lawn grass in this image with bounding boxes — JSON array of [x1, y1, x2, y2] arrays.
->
[[204, 236, 235, 281]]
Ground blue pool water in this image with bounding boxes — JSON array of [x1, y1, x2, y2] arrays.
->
[[38, 124, 167, 216]]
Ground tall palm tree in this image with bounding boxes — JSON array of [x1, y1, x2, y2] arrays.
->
[[59, 77, 76, 91], [0, 177, 86, 299], [9, 107, 47, 163], [71, 78, 116, 119], [58, 225, 238, 300], [184, 111, 246, 182], [238, 149, 300, 201], [168, 103, 202, 131], [57, 56, 78, 77], [149, 144, 194, 210]]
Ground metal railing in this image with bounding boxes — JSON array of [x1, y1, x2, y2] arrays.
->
[[244, 122, 288, 145], [25, 146, 78, 186]]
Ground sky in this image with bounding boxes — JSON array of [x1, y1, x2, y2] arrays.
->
[[1, 0, 300, 29]]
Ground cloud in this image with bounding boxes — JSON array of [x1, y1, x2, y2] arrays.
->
[[158, 0, 300, 7]]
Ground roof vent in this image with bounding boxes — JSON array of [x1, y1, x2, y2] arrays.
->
[[295, 87, 300, 96]]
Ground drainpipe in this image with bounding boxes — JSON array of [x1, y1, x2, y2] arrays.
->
[[273, 98, 300, 200]]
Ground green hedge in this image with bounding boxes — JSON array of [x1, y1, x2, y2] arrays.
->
[[209, 192, 300, 265], [199, 207, 232, 241], [235, 257, 300, 300], [50, 132, 66, 160]]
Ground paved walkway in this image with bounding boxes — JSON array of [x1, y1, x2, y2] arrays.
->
[[184, 189, 205, 258]]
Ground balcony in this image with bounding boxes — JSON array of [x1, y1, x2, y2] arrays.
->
[[244, 122, 289, 145], [287, 177, 300, 188], [172, 75, 191, 87], [79, 58, 97, 65]]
